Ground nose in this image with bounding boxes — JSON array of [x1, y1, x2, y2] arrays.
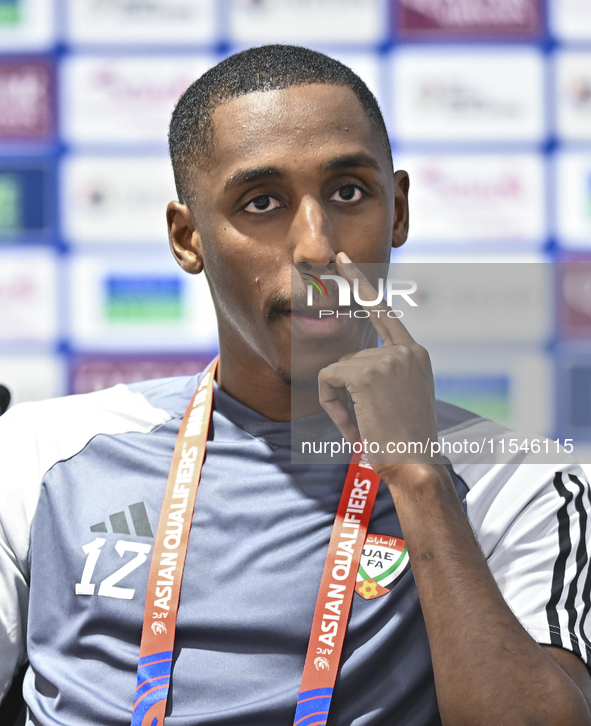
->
[[291, 195, 337, 265]]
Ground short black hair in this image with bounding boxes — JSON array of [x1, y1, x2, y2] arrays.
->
[[168, 44, 392, 205]]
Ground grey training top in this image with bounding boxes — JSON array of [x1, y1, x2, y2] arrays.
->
[[0, 373, 588, 725]]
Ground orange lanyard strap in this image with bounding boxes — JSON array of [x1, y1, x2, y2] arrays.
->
[[132, 357, 218, 726], [132, 358, 381, 726], [293, 451, 381, 726]]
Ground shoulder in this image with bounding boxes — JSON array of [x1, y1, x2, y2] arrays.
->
[[436, 399, 484, 438], [0, 372, 201, 462], [436, 399, 588, 547], [0, 380, 177, 473], [0, 375, 197, 565], [436, 398, 582, 483]]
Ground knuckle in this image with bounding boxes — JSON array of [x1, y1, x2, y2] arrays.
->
[[358, 363, 374, 380], [319, 362, 337, 378], [317, 367, 330, 383], [414, 343, 429, 360], [380, 351, 398, 367]]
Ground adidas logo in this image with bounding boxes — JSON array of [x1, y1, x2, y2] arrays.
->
[[90, 501, 153, 538]]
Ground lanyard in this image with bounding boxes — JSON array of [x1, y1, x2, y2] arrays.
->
[[131, 357, 382, 726]]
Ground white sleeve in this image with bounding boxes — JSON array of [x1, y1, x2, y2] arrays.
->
[[0, 385, 171, 700], [467, 463, 591, 666], [0, 404, 40, 701]]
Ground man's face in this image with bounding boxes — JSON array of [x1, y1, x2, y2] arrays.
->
[[168, 83, 408, 382]]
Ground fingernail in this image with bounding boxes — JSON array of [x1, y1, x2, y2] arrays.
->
[[337, 252, 351, 263]]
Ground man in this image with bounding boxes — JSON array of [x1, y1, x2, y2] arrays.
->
[[0, 45, 590, 725]]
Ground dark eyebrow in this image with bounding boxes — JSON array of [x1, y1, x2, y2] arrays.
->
[[224, 166, 284, 192], [324, 153, 382, 173]]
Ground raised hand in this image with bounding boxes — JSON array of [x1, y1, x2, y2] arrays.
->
[[317, 252, 441, 483]]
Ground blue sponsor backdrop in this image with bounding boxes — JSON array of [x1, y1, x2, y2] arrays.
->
[[1, 0, 591, 450]]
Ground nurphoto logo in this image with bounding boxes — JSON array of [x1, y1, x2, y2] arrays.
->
[[304, 273, 418, 319]]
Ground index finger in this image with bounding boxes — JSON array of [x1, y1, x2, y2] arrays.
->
[[335, 251, 416, 347]]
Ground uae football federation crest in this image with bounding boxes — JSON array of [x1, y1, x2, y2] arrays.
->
[[355, 533, 410, 600]]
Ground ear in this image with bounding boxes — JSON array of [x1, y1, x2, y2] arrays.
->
[[167, 201, 204, 274], [392, 170, 410, 249]]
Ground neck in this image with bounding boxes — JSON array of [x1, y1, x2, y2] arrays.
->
[[215, 342, 322, 422]]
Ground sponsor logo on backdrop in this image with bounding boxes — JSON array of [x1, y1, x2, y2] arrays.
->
[[0, 0, 19, 25], [567, 365, 591, 429], [104, 276, 184, 323], [0, 168, 47, 235], [566, 76, 591, 111], [238, 0, 361, 7], [70, 355, 212, 394], [555, 152, 591, 245], [229, 0, 385, 43], [67, 0, 216, 44], [0, 276, 39, 306], [560, 263, 591, 337], [82, 0, 201, 21], [0, 0, 55, 50], [398, 154, 544, 242], [92, 66, 189, 107], [551, 0, 591, 41], [417, 81, 520, 120], [0, 256, 57, 341], [563, 73, 591, 136], [0, 174, 18, 231], [70, 255, 218, 349], [435, 375, 511, 426], [0, 60, 53, 140], [420, 166, 522, 201], [76, 176, 169, 217], [392, 51, 544, 141], [397, 0, 540, 35], [64, 57, 212, 144], [557, 53, 591, 140], [63, 156, 176, 244]]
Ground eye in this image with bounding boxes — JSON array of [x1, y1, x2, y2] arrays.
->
[[330, 184, 364, 203], [243, 195, 282, 214]]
